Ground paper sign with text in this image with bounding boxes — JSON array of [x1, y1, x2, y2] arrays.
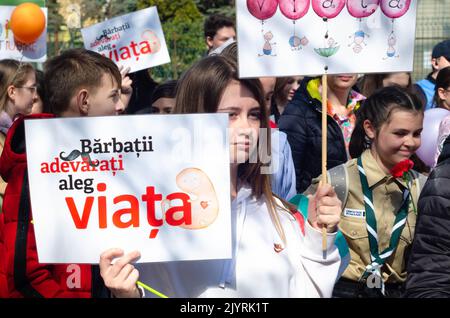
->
[[81, 6, 170, 73], [0, 5, 47, 62], [237, 0, 418, 77], [25, 114, 231, 264]]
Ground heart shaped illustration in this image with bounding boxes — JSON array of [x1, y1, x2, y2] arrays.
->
[[200, 201, 209, 209]]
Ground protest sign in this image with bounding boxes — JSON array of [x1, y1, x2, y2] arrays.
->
[[25, 114, 231, 264], [81, 6, 170, 73], [237, 0, 418, 77]]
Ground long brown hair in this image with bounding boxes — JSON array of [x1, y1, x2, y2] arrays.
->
[[0, 59, 35, 112], [174, 55, 289, 244]]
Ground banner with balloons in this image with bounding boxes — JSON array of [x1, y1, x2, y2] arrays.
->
[[81, 6, 170, 74], [237, 0, 417, 78], [0, 3, 47, 62]]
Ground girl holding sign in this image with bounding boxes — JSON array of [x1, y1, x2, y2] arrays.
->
[[305, 86, 425, 297], [99, 55, 345, 298]]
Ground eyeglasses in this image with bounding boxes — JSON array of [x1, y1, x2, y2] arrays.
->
[[15, 86, 37, 93]]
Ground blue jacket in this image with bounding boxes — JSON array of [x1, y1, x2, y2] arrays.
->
[[415, 75, 436, 110], [270, 130, 296, 200]]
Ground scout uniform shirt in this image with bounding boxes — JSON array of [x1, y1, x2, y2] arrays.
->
[[306, 149, 421, 283]]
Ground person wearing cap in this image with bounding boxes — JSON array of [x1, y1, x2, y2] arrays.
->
[[415, 39, 450, 110]]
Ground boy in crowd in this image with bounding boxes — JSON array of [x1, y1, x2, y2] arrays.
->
[[0, 49, 131, 297], [204, 14, 235, 54]]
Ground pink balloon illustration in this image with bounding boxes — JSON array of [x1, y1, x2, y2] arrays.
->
[[312, 0, 345, 19], [247, 0, 279, 21], [380, 0, 411, 19], [279, 0, 310, 20], [346, 0, 380, 18]]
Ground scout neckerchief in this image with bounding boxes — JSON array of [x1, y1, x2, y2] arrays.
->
[[357, 157, 410, 295]]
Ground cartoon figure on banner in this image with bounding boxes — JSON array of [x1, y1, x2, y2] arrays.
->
[[279, 0, 310, 51], [247, 0, 279, 57], [312, 0, 345, 58], [380, 0, 411, 60], [346, 0, 380, 54], [258, 31, 277, 56], [348, 30, 369, 53], [382, 32, 399, 60]]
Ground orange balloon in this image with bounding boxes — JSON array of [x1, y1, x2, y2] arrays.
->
[[10, 3, 46, 44]]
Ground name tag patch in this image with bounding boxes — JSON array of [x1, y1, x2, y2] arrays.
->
[[344, 209, 366, 219]]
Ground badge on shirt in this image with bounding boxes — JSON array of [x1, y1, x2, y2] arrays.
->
[[344, 208, 366, 219]]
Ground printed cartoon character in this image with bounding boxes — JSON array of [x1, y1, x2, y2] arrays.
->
[[314, 34, 340, 58], [258, 31, 277, 57], [383, 32, 399, 60], [164, 168, 219, 230], [289, 35, 309, 51], [348, 30, 369, 54], [141, 29, 161, 54]]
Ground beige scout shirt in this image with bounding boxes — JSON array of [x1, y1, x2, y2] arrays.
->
[[306, 150, 421, 283]]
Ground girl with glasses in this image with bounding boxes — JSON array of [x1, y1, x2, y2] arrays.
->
[[0, 59, 37, 134], [0, 59, 36, 297]]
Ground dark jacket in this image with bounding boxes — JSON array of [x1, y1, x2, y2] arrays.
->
[[278, 77, 348, 193], [0, 114, 107, 298], [404, 135, 450, 297]]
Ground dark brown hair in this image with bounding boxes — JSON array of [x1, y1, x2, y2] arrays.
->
[[349, 86, 423, 158], [435, 66, 450, 108], [204, 14, 235, 39], [43, 48, 121, 115]]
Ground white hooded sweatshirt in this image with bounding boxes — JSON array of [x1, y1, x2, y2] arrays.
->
[[136, 184, 341, 298]]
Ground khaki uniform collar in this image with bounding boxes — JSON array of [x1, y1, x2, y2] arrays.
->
[[361, 150, 409, 189]]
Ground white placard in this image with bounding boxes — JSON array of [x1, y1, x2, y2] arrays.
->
[[81, 6, 170, 73], [25, 114, 231, 264], [0, 5, 47, 62], [237, 0, 418, 77]]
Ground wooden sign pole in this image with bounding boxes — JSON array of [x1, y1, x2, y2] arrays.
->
[[321, 73, 328, 254]]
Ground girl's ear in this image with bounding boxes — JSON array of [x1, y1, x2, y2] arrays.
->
[[363, 119, 376, 140], [7, 85, 16, 101]]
